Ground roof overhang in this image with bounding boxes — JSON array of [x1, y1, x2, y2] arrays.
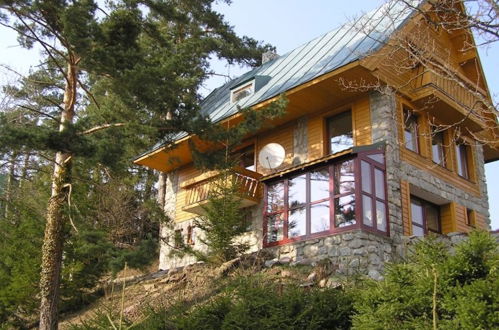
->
[[133, 61, 375, 172]]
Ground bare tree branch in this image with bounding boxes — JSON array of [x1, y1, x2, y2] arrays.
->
[[80, 123, 126, 135]]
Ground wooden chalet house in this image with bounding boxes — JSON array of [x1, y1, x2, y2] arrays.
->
[[135, 0, 498, 274]]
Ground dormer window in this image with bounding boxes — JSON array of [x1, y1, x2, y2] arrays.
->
[[231, 80, 255, 103]]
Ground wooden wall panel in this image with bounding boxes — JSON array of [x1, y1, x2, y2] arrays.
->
[[475, 212, 489, 230], [397, 96, 480, 197], [454, 203, 469, 233], [307, 116, 323, 160], [175, 164, 202, 223], [400, 180, 411, 236], [353, 97, 372, 146], [255, 124, 294, 176]]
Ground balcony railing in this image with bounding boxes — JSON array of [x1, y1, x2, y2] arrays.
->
[[182, 167, 263, 215], [411, 69, 488, 128]]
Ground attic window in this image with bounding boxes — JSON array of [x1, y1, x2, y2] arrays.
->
[[231, 80, 254, 103]]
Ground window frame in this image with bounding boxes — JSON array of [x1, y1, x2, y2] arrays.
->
[[403, 107, 420, 153], [326, 110, 354, 155], [431, 128, 446, 167], [263, 150, 389, 247], [358, 150, 389, 234], [455, 142, 470, 179], [465, 208, 476, 228], [230, 80, 255, 104], [410, 196, 441, 236]]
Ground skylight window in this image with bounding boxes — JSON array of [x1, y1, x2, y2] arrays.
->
[[231, 80, 254, 103]]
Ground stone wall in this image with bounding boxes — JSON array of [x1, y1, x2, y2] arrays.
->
[[266, 230, 393, 280], [159, 170, 181, 270], [369, 91, 404, 242]]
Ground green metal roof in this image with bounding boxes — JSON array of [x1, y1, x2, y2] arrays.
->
[[141, 0, 417, 157]]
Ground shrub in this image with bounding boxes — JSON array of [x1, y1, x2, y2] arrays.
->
[[138, 275, 354, 330], [352, 231, 499, 329], [175, 170, 252, 264]]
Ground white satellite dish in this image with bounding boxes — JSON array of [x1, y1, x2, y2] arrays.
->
[[258, 143, 285, 169]]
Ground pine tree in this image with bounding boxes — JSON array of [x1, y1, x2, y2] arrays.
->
[[0, 1, 276, 328]]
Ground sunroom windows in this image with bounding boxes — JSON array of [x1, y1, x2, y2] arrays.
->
[[264, 150, 388, 246]]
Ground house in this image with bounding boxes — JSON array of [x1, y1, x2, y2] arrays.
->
[[134, 0, 498, 275]]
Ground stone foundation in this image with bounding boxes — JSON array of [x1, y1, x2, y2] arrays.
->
[[266, 230, 393, 280]]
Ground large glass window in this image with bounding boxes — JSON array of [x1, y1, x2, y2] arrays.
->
[[410, 197, 441, 236], [455, 143, 469, 179], [404, 108, 419, 153], [327, 111, 353, 154], [360, 154, 387, 233], [264, 152, 388, 245], [431, 130, 446, 167], [334, 160, 356, 228]]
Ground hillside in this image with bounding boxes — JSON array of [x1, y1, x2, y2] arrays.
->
[[60, 252, 347, 329], [56, 231, 499, 330]]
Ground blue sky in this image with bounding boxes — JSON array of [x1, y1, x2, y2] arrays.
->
[[0, 0, 497, 229]]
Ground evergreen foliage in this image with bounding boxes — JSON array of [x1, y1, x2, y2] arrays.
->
[[173, 171, 252, 263], [353, 231, 499, 329], [0, 0, 281, 326], [75, 275, 354, 330]]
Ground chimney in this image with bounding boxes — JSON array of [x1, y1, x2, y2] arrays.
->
[[262, 50, 279, 64]]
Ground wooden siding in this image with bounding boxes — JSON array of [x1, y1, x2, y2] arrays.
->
[[255, 124, 294, 176], [475, 212, 489, 230], [452, 204, 489, 232], [175, 165, 202, 223], [454, 203, 469, 233], [397, 97, 481, 197], [307, 116, 323, 160], [353, 97, 372, 146]]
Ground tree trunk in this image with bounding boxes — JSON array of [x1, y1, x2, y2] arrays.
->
[[39, 58, 78, 330], [3, 151, 17, 219]]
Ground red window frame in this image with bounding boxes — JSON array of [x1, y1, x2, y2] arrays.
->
[[410, 196, 441, 236], [263, 150, 389, 247], [358, 150, 389, 235]]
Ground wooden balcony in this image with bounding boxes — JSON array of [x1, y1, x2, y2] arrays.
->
[[411, 69, 488, 132], [182, 167, 263, 215]]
